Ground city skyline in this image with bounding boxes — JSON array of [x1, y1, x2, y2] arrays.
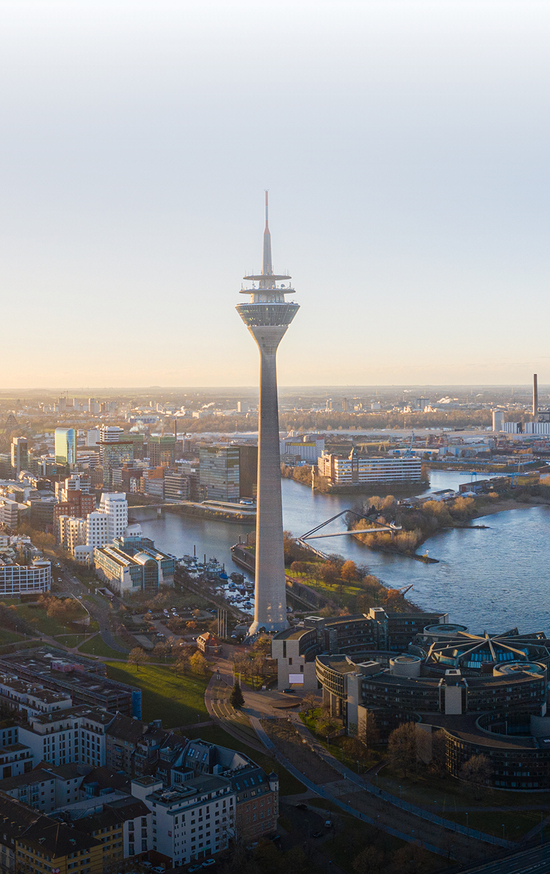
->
[[1, 0, 548, 388]]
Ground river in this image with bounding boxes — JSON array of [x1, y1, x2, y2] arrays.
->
[[131, 470, 550, 635]]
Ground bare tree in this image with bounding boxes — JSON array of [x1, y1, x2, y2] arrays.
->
[[460, 754, 492, 798], [388, 722, 417, 777], [127, 647, 148, 673]]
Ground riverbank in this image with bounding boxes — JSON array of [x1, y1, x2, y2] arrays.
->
[[473, 496, 550, 518]]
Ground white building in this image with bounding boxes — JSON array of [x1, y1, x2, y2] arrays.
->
[[492, 410, 505, 432], [318, 450, 422, 486], [99, 493, 128, 541], [18, 706, 113, 769], [86, 428, 101, 447], [85, 510, 110, 548], [58, 516, 87, 555], [280, 435, 325, 463], [131, 774, 236, 868], [0, 673, 73, 719], [0, 557, 51, 596]]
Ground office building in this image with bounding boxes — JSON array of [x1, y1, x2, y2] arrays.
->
[[280, 435, 325, 464], [98, 492, 128, 540], [100, 440, 134, 488], [304, 618, 550, 790], [149, 434, 176, 468], [492, 410, 505, 432], [54, 427, 77, 466], [199, 446, 240, 501], [318, 449, 422, 486], [0, 555, 51, 597], [164, 472, 191, 502], [11, 436, 28, 476], [235, 194, 299, 634], [94, 534, 175, 597], [238, 444, 257, 499], [0, 648, 142, 718]]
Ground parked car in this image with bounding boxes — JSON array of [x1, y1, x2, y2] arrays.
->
[[282, 688, 295, 694], [202, 860, 216, 868]]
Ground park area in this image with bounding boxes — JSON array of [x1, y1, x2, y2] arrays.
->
[[106, 662, 210, 728]]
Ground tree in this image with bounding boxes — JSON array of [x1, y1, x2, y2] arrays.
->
[[319, 561, 340, 587], [252, 635, 272, 656], [190, 650, 209, 676], [353, 845, 384, 874], [387, 722, 417, 777], [127, 647, 148, 673], [341, 560, 359, 584], [460, 754, 492, 798], [230, 681, 245, 709], [361, 709, 380, 751], [301, 692, 319, 718]]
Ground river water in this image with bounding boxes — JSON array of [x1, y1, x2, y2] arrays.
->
[[132, 470, 550, 636]]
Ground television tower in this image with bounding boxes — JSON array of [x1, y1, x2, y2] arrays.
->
[[236, 194, 299, 634]]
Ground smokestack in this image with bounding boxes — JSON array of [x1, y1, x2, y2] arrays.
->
[[533, 373, 538, 419]]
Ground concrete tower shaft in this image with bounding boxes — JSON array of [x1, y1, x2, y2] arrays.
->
[[236, 195, 299, 634]]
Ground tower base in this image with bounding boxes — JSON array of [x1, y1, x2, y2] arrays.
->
[[248, 617, 289, 636]]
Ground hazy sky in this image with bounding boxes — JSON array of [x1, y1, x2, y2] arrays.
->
[[1, 0, 548, 388]]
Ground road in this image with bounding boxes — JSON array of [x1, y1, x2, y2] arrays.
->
[[54, 563, 129, 654], [459, 844, 550, 874]]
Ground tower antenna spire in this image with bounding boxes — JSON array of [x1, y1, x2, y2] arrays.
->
[[262, 190, 272, 277]]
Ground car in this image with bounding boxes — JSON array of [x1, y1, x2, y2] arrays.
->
[[282, 688, 295, 694], [201, 860, 216, 868], [152, 867, 165, 873], [295, 803, 307, 810], [188, 866, 203, 873], [141, 864, 153, 870], [311, 831, 323, 839], [325, 819, 333, 829]]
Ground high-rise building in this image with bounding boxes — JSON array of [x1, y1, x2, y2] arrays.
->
[[236, 194, 299, 634], [238, 445, 258, 499], [11, 437, 28, 476], [100, 442, 134, 488], [148, 434, 176, 467], [54, 427, 77, 466], [199, 446, 240, 501], [98, 492, 129, 542]]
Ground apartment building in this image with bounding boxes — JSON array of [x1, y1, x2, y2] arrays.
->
[[18, 706, 114, 768], [132, 774, 236, 868]]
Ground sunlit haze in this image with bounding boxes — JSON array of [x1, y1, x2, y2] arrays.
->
[[1, 0, 548, 388]]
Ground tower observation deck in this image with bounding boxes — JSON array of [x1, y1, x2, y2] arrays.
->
[[236, 194, 299, 634]]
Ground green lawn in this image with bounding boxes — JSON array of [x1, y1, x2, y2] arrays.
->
[[53, 634, 89, 648], [106, 663, 210, 727], [184, 724, 306, 797], [16, 605, 68, 636], [0, 629, 27, 645], [15, 603, 87, 637], [79, 636, 127, 660]]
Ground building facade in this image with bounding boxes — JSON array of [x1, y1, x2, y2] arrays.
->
[[318, 449, 423, 486], [199, 446, 240, 502], [54, 427, 77, 465]]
